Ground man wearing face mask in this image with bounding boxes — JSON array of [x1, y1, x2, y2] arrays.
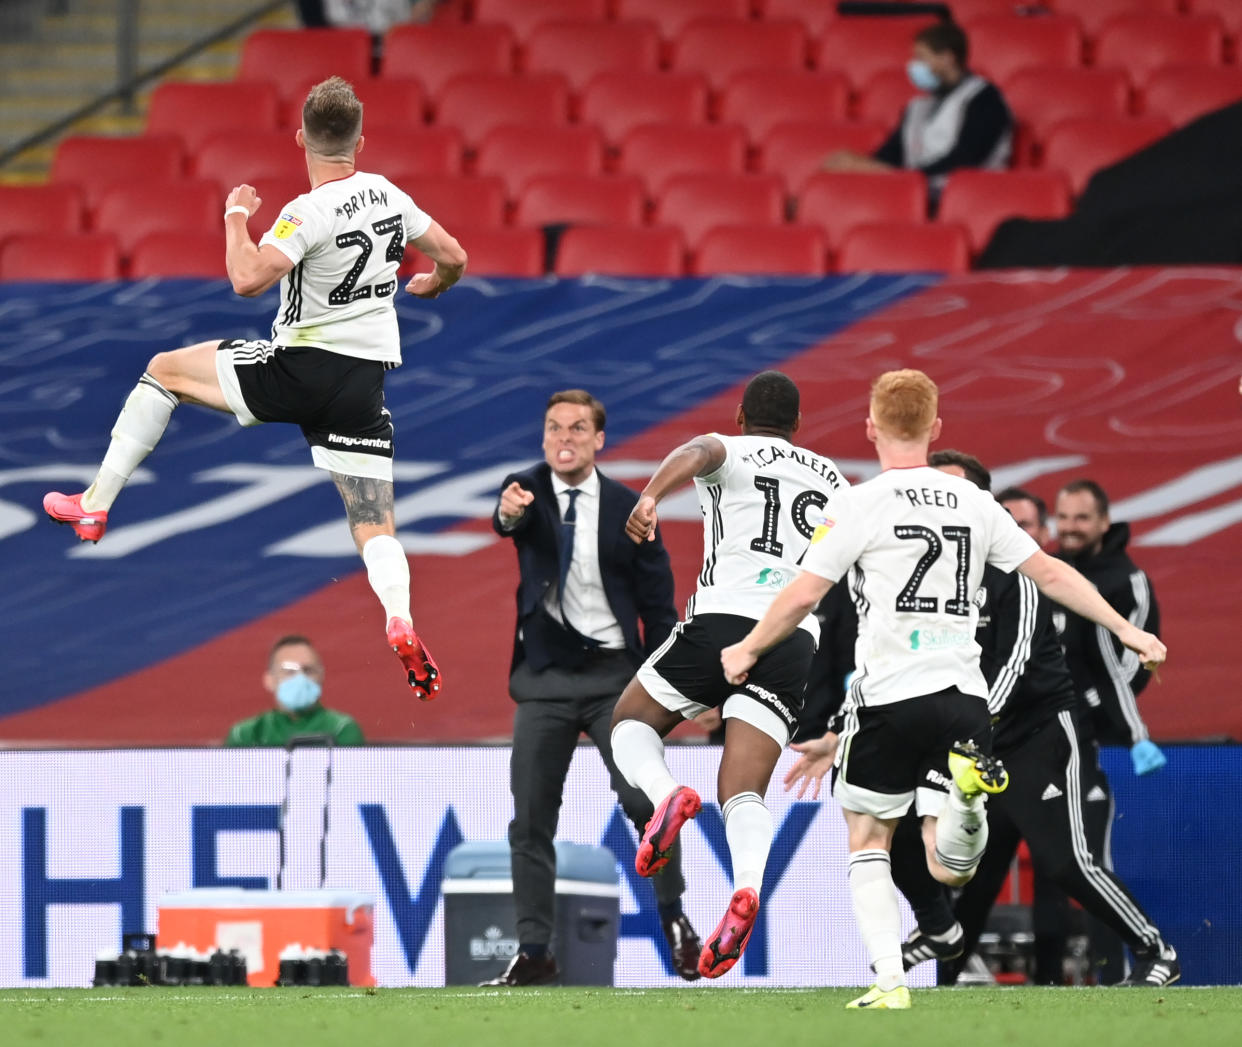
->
[[225, 635, 365, 746], [823, 20, 1012, 202]]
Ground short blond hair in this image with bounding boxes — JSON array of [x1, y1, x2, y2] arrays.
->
[[302, 76, 362, 158], [870, 369, 938, 440]]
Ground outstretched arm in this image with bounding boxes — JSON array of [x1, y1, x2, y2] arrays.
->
[[721, 570, 834, 684], [1018, 550, 1166, 669], [626, 434, 726, 544]]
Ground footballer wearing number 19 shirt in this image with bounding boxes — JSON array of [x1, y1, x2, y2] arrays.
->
[[43, 76, 465, 698]]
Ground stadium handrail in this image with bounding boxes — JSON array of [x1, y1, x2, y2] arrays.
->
[[0, 0, 288, 173]]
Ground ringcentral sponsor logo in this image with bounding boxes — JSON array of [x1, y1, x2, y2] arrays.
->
[[326, 433, 391, 449]]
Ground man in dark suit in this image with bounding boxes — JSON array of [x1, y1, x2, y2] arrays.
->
[[483, 388, 701, 986]]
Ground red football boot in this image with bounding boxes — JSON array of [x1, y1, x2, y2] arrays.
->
[[43, 491, 108, 543], [635, 785, 701, 877], [698, 887, 760, 979], [386, 617, 442, 701]]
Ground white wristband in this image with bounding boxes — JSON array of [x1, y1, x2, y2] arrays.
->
[[223, 205, 250, 220]]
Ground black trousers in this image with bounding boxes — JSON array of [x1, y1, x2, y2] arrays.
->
[[938, 710, 1166, 983], [508, 653, 685, 946]]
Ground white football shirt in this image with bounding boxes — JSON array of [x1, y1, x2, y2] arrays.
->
[[801, 465, 1039, 704], [259, 170, 432, 363], [688, 433, 849, 638]]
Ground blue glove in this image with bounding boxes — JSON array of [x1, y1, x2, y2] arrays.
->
[[1130, 739, 1167, 776]]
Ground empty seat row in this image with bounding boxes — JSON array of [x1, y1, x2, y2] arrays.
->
[[447, 0, 1242, 41], [0, 220, 976, 282], [236, 13, 1240, 107]]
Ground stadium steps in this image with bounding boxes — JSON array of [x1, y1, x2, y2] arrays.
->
[[0, 0, 296, 181]]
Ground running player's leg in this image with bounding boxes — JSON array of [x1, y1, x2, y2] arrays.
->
[[609, 674, 699, 876], [842, 807, 909, 1008], [44, 339, 227, 539], [888, 809, 963, 971], [308, 358, 439, 698], [696, 710, 783, 979], [926, 694, 999, 886]]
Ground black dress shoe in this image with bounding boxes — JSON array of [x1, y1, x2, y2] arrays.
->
[[479, 950, 560, 987], [662, 913, 703, 981]]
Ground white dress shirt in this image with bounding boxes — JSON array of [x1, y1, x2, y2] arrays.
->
[[545, 469, 626, 650]]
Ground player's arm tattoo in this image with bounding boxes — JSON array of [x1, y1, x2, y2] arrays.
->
[[332, 472, 395, 530]]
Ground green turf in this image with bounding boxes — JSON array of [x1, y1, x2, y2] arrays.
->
[[2, 986, 1240, 1047]]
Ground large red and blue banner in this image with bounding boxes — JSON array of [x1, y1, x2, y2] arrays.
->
[[1, 269, 1239, 744]]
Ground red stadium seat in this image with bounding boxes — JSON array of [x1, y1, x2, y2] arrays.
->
[[381, 23, 514, 97], [237, 28, 373, 101], [946, 0, 1026, 21], [1094, 16, 1225, 84], [515, 174, 647, 228], [554, 225, 686, 277], [128, 232, 225, 279], [615, 0, 750, 40], [855, 68, 918, 125], [93, 179, 221, 257], [524, 20, 660, 92], [718, 70, 851, 141], [0, 184, 84, 245], [1003, 66, 1132, 141], [475, 124, 605, 199], [759, 0, 839, 37], [837, 221, 970, 273], [962, 15, 1084, 84], [51, 135, 185, 211], [360, 125, 464, 179], [937, 170, 1073, 252], [817, 16, 938, 87], [147, 81, 280, 152], [410, 225, 544, 277], [195, 130, 305, 186], [471, 0, 608, 41], [0, 232, 121, 282], [578, 71, 710, 145], [759, 121, 889, 193], [654, 173, 786, 248], [433, 73, 570, 145], [673, 19, 810, 91], [1140, 65, 1242, 125], [618, 122, 748, 196], [693, 224, 828, 276], [797, 171, 927, 248], [1048, 0, 1182, 38], [278, 76, 427, 131], [403, 175, 508, 229], [1041, 116, 1172, 194]]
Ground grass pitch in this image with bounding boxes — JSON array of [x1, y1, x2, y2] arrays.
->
[[2, 986, 1239, 1047]]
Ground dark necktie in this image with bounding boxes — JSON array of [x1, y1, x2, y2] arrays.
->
[[558, 488, 580, 610]]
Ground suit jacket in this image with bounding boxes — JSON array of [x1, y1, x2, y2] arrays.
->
[[492, 462, 677, 677]]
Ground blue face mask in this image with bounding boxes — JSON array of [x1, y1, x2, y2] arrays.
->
[[276, 673, 321, 713], [907, 59, 941, 92]]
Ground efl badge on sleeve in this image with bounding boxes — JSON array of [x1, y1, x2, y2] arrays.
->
[[272, 212, 303, 240], [810, 519, 836, 545]]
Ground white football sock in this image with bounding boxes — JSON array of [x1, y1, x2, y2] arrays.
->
[[81, 374, 178, 512], [609, 720, 678, 805], [362, 534, 411, 623], [934, 786, 990, 877], [848, 848, 904, 992], [722, 791, 771, 895]]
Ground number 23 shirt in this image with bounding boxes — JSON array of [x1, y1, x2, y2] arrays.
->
[[801, 465, 1038, 705], [260, 171, 432, 364]]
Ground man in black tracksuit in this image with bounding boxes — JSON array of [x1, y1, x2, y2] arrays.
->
[[886, 454, 1179, 988], [1046, 479, 1166, 981]]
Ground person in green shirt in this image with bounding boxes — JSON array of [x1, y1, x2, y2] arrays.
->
[[225, 634, 365, 747]]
